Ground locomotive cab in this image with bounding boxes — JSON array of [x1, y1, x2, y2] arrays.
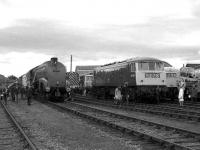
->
[[135, 61, 165, 86], [131, 60, 166, 102]]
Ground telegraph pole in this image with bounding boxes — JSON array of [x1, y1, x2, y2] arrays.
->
[[70, 55, 72, 72]]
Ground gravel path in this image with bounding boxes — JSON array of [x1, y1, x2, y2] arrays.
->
[[6, 99, 156, 150]]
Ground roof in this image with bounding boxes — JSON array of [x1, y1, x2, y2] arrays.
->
[[75, 65, 100, 76], [127, 57, 163, 62], [75, 65, 100, 71], [163, 61, 172, 67], [98, 57, 172, 68], [186, 64, 200, 69]]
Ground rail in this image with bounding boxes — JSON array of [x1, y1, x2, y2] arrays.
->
[[0, 100, 38, 150]]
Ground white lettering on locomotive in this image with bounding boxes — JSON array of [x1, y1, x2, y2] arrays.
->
[[145, 73, 160, 78]]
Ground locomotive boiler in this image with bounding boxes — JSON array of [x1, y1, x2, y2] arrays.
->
[[21, 57, 66, 101]]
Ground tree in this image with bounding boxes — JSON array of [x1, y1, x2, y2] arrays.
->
[[7, 75, 18, 81]]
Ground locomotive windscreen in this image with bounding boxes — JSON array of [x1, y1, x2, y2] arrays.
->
[[138, 62, 164, 71]]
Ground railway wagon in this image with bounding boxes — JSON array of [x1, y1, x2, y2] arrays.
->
[[164, 67, 180, 100], [21, 57, 66, 101], [93, 57, 169, 103]]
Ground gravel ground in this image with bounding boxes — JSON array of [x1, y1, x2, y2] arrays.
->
[[6, 99, 158, 150]]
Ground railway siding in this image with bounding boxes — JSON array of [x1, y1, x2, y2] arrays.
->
[[45, 99, 200, 150], [51, 101, 200, 150], [8, 99, 153, 150], [76, 99, 200, 134], [66, 101, 200, 136], [74, 95, 200, 123], [0, 101, 37, 150]]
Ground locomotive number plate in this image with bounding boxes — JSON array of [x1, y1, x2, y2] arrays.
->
[[145, 73, 160, 78]]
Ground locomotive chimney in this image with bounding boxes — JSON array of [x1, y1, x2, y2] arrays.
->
[[51, 57, 58, 64]]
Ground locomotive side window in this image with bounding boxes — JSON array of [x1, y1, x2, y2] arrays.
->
[[130, 63, 135, 72]]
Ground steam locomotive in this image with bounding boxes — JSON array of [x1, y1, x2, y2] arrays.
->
[[19, 57, 66, 101]]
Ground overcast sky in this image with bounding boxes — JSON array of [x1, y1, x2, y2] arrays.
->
[[0, 0, 200, 77]]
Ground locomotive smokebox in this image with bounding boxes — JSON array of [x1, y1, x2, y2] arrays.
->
[[51, 57, 58, 64]]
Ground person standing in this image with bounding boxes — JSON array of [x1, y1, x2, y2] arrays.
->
[[10, 87, 15, 102], [121, 82, 129, 105], [178, 87, 184, 107], [156, 86, 161, 104], [3, 88, 8, 105], [26, 86, 32, 105], [191, 85, 197, 102], [14, 86, 19, 103], [83, 88, 87, 96], [20, 87, 24, 99], [114, 87, 122, 105], [0, 89, 3, 100]]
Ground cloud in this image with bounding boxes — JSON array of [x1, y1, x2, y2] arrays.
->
[[0, 11, 200, 75], [0, 51, 53, 77]]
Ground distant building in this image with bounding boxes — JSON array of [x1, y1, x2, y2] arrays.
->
[[75, 65, 100, 76], [75, 65, 100, 87]]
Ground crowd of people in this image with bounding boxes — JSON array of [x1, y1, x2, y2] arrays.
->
[[113, 81, 193, 107], [0, 85, 33, 106], [0, 80, 195, 107], [113, 82, 130, 106]]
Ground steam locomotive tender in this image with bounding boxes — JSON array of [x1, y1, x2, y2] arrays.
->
[[21, 57, 66, 101], [93, 57, 167, 103]]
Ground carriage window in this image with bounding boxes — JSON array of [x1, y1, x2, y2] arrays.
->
[[149, 62, 155, 70], [138, 63, 149, 70], [130, 63, 135, 72]]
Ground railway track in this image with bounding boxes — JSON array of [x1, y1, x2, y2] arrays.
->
[[0, 101, 37, 150], [160, 102, 200, 111], [44, 99, 200, 150], [73, 95, 200, 122]]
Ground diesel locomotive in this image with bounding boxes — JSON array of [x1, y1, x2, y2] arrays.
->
[[20, 57, 66, 101], [92, 57, 171, 103]]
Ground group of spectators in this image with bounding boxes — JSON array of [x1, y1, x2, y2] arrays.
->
[[0, 86, 33, 105], [114, 82, 129, 106], [114, 81, 195, 107]]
